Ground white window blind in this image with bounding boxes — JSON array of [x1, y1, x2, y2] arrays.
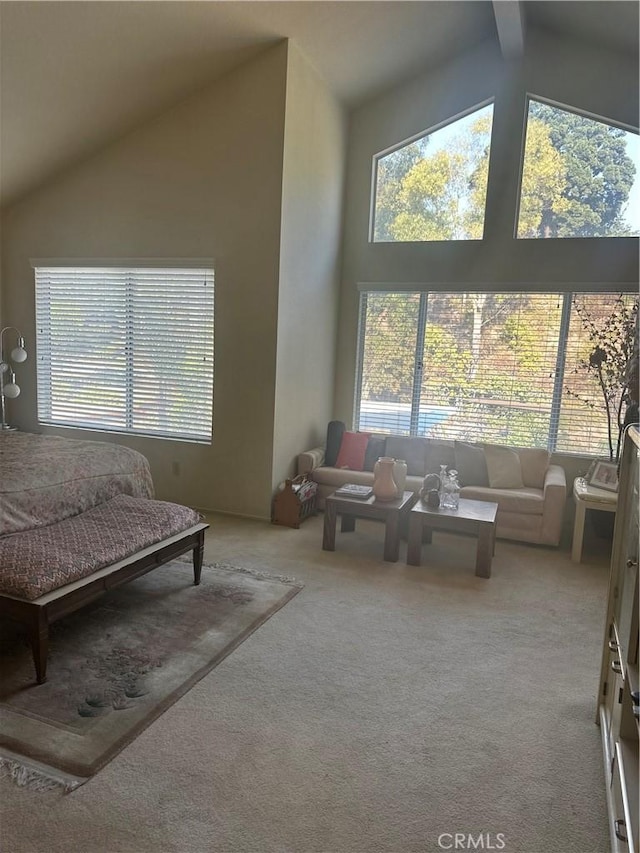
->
[[355, 291, 637, 456], [35, 266, 214, 442]]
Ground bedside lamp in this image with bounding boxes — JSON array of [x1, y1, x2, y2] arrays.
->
[[1, 326, 28, 431]]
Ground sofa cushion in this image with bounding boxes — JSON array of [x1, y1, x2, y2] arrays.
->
[[325, 421, 346, 467], [460, 485, 544, 515], [335, 431, 370, 470], [454, 441, 489, 486], [363, 435, 387, 471], [517, 447, 551, 489], [483, 445, 524, 488], [384, 436, 428, 476], [424, 440, 456, 476]]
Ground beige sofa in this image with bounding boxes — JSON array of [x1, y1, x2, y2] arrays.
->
[[297, 432, 566, 546]]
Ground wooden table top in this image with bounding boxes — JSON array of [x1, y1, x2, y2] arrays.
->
[[327, 489, 416, 514], [410, 496, 498, 524]]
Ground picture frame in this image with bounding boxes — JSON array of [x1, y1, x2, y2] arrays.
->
[[586, 459, 619, 492]]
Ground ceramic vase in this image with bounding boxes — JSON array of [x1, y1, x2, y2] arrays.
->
[[392, 459, 407, 496], [373, 456, 398, 501]]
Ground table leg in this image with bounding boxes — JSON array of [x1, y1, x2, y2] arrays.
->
[[323, 501, 337, 551], [383, 510, 400, 562], [341, 514, 356, 533], [475, 522, 493, 578], [406, 513, 423, 566], [571, 500, 586, 563]]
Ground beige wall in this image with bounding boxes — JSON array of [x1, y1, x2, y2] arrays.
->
[[272, 43, 347, 488], [335, 33, 639, 424], [1, 43, 290, 518]]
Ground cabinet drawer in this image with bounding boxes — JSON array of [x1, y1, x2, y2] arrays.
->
[[611, 741, 639, 853]]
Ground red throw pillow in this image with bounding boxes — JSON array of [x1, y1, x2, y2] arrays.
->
[[334, 431, 371, 470]]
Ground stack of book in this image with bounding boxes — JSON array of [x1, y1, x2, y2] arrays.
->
[[334, 484, 373, 499]]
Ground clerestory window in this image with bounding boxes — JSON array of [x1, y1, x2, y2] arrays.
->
[[517, 98, 640, 238], [34, 264, 215, 442], [371, 102, 494, 242]]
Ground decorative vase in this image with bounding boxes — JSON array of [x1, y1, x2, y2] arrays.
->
[[373, 457, 398, 501], [441, 468, 461, 510], [392, 459, 407, 496]]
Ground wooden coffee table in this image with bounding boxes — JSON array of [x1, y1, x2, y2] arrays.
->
[[406, 497, 498, 578], [322, 490, 416, 562]]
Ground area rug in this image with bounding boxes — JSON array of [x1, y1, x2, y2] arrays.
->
[[0, 560, 302, 790]]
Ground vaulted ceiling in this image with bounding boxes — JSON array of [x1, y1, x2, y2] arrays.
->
[[1, 1, 638, 210]]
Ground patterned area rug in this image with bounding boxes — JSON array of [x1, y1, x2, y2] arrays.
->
[[0, 560, 302, 790]]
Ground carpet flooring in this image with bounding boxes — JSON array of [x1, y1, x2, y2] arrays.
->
[[0, 511, 613, 853], [0, 559, 302, 785]]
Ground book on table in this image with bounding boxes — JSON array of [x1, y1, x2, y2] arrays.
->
[[334, 484, 373, 499]]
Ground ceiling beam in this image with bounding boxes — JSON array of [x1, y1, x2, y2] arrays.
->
[[492, 0, 525, 60]]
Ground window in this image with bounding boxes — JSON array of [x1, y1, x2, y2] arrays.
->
[[517, 98, 640, 238], [371, 102, 494, 242], [35, 265, 214, 441], [355, 290, 638, 456]]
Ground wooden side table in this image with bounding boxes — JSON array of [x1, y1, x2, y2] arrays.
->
[[571, 477, 617, 563], [406, 497, 498, 578], [322, 490, 416, 562]]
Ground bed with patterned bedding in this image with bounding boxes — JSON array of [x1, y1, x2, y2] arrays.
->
[[0, 432, 154, 537], [0, 433, 208, 684]]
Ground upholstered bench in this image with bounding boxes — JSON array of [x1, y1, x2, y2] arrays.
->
[[0, 495, 209, 684]]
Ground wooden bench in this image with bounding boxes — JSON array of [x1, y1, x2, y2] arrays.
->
[[0, 496, 209, 684]]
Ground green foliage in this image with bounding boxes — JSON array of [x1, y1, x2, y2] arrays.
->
[[517, 120, 569, 237], [528, 102, 636, 237], [361, 293, 420, 401], [373, 111, 492, 242]]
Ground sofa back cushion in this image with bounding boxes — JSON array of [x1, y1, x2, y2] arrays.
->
[[425, 440, 456, 476], [517, 447, 551, 489], [384, 436, 428, 476], [454, 441, 489, 486], [363, 435, 387, 471], [483, 445, 524, 489]]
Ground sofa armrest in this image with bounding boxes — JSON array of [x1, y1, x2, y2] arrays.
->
[[541, 463, 567, 545], [297, 446, 325, 477]]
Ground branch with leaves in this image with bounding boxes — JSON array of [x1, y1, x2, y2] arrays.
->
[[565, 294, 639, 460]]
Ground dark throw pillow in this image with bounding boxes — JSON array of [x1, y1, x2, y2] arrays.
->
[[363, 435, 387, 471], [454, 440, 489, 487], [325, 421, 345, 467]]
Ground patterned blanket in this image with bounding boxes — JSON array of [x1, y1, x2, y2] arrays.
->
[[0, 432, 154, 537], [0, 495, 199, 600]]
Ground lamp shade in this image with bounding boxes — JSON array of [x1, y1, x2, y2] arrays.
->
[[11, 345, 27, 363], [3, 381, 20, 399]]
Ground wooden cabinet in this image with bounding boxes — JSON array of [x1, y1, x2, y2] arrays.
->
[[597, 425, 639, 853]]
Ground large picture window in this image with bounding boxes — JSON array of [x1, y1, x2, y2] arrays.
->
[[35, 265, 214, 442], [371, 103, 494, 242], [355, 290, 637, 456]]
